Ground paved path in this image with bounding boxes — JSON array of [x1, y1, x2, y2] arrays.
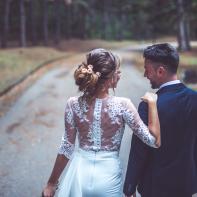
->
[[0, 51, 151, 197]]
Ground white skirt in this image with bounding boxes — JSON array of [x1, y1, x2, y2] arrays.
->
[[57, 148, 123, 197]]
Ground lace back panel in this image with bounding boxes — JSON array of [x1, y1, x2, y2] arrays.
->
[[59, 96, 156, 159]]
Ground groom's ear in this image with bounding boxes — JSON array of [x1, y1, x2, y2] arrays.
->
[[157, 66, 166, 76]]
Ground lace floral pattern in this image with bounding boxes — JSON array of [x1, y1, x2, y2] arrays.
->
[[106, 97, 123, 124], [122, 103, 156, 146], [87, 99, 103, 150], [65, 107, 74, 128], [72, 97, 89, 122], [58, 98, 77, 159], [58, 134, 75, 159], [58, 96, 157, 159], [111, 127, 124, 149]]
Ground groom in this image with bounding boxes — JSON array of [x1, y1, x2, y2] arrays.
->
[[124, 43, 197, 197]]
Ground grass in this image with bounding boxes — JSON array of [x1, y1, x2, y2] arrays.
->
[[0, 47, 68, 93], [0, 39, 137, 94], [180, 56, 197, 67], [179, 49, 197, 68]]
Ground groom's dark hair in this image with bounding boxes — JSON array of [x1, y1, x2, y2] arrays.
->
[[143, 43, 179, 74]]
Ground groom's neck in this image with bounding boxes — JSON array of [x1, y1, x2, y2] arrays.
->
[[161, 74, 178, 86]]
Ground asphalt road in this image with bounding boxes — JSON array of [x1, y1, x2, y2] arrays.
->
[[0, 51, 151, 197]]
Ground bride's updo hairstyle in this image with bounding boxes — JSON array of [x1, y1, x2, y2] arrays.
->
[[74, 48, 120, 101]]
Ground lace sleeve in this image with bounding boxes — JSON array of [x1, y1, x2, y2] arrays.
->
[[122, 99, 157, 148], [58, 98, 77, 159]]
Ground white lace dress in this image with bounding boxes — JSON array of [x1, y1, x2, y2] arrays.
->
[[57, 96, 157, 197]]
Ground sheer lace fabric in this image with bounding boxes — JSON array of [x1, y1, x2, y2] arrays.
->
[[58, 96, 156, 159]]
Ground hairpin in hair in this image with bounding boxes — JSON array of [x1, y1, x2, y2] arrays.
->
[[95, 72, 101, 77]]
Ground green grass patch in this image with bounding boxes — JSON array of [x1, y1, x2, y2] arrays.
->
[[0, 47, 67, 93], [180, 54, 197, 68]]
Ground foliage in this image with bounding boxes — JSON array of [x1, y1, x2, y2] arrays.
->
[[0, 0, 197, 46]]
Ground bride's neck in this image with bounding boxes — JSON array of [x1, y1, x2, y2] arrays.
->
[[94, 89, 109, 99]]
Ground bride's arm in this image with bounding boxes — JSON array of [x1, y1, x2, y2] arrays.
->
[[43, 155, 68, 196], [123, 93, 160, 148], [141, 92, 161, 147], [42, 98, 77, 196]]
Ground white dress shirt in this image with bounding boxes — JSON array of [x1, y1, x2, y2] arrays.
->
[[159, 80, 181, 90]]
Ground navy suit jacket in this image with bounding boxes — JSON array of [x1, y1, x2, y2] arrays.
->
[[124, 83, 197, 197]]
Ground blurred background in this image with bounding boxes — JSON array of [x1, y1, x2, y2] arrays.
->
[[1, 0, 197, 94], [0, 0, 197, 196], [1, 0, 197, 47], [0, 0, 197, 100]]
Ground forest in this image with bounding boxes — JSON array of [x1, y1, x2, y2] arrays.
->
[[0, 0, 197, 51]]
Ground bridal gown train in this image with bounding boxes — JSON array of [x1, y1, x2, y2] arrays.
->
[[57, 96, 157, 197]]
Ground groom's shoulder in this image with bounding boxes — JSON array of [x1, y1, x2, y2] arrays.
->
[[174, 83, 197, 96], [182, 86, 197, 103]]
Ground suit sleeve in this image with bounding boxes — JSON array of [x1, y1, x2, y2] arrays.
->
[[191, 93, 197, 194], [191, 93, 197, 137], [123, 101, 152, 195]]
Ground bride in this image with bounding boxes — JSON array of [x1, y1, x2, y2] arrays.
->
[[42, 48, 161, 197]]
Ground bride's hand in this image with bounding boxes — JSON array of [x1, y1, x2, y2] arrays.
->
[[125, 192, 136, 197], [42, 183, 56, 197], [141, 92, 157, 103]]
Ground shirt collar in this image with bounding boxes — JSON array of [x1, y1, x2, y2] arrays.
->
[[159, 80, 181, 90]]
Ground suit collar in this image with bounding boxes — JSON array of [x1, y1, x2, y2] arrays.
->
[[156, 83, 186, 95], [159, 80, 181, 89]]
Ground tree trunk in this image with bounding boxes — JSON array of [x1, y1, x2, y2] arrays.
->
[[77, 7, 86, 39], [102, 0, 111, 39], [20, 0, 26, 47], [1, 0, 11, 48], [65, 4, 71, 39], [118, 14, 126, 40], [43, 0, 48, 46], [29, 0, 37, 45], [116, 2, 125, 41], [54, 0, 61, 44], [177, 0, 191, 51], [85, 0, 93, 39]]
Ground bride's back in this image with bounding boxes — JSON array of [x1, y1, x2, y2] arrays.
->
[[65, 95, 145, 153]]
